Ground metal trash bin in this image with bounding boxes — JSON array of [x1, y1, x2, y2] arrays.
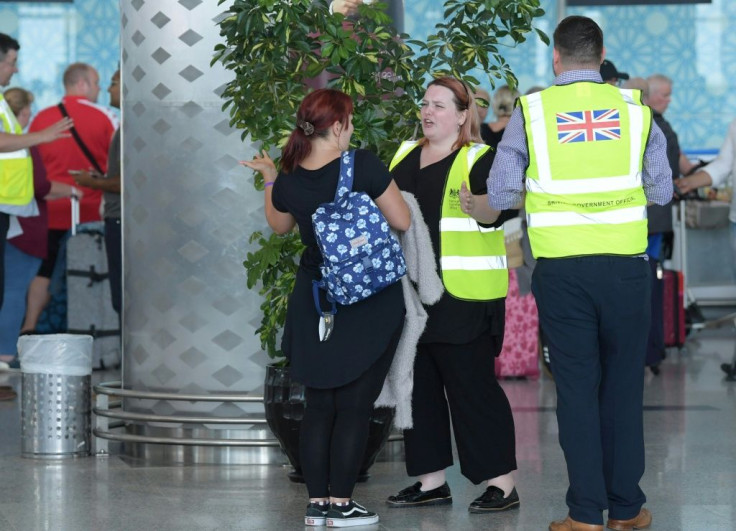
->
[[18, 334, 94, 458]]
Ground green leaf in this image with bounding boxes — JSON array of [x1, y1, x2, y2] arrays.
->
[[214, 0, 547, 361]]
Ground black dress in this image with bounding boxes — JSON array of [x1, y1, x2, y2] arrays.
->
[[271, 149, 405, 389], [390, 145, 511, 347]]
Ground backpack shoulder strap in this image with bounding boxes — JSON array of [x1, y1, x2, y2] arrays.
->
[[334, 150, 355, 201], [58, 103, 105, 175]]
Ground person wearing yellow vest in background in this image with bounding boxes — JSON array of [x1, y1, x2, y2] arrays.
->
[[0, 33, 72, 316], [385, 76, 520, 515], [489, 17, 672, 531]]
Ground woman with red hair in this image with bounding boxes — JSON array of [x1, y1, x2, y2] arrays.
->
[[243, 88, 410, 528]]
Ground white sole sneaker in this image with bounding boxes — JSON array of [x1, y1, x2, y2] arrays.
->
[[326, 515, 379, 527], [305, 515, 326, 526]]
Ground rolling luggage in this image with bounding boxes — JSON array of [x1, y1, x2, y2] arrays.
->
[[495, 269, 540, 379], [662, 268, 686, 348], [646, 259, 665, 369], [66, 204, 120, 369]]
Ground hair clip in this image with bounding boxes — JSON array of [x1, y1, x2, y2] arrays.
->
[[298, 120, 315, 136]]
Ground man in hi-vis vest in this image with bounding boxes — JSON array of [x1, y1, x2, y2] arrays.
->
[[488, 16, 672, 531], [0, 33, 72, 310]]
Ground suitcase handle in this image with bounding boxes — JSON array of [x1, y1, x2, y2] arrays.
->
[[71, 195, 80, 236]]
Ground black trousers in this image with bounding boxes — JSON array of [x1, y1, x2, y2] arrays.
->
[[0, 213, 8, 310], [104, 217, 121, 315], [299, 322, 401, 499], [403, 330, 517, 485], [532, 256, 650, 525], [646, 258, 664, 367]]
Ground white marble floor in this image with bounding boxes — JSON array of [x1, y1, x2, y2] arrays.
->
[[0, 324, 734, 531]]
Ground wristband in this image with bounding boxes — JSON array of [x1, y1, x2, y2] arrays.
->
[[264, 181, 275, 188]]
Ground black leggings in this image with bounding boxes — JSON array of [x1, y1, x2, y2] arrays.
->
[[299, 323, 400, 499]]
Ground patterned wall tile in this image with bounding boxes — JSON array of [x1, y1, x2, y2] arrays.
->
[[404, 0, 735, 151], [121, 0, 264, 418], [0, 2, 120, 114]]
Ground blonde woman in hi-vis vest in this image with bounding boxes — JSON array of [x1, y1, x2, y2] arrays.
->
[[386, 76, 521, 515]]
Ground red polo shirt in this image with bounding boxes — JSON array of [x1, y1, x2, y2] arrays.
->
[[29, 95, 118, 230]]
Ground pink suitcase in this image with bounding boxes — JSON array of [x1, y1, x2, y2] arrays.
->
[[496, 269, 541, 379]]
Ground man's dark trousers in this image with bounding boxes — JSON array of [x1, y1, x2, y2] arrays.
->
[[532, 255, 651, 525], [104, 217, 121, 315]]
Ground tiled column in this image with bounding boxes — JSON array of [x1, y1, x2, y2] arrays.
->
[[120, 1, 268, 425]]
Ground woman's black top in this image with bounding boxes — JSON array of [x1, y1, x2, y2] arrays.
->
[[271, 149, 405, 388], [480, 123, 505, 150], [391, 145, 513, 347]]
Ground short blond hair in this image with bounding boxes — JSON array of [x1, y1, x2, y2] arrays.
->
[[3, 87, 33, 116], [492, 85, 520, 118], [63, 63, 95, 89]]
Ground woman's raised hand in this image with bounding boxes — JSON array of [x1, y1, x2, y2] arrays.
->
[[331, 0, 362, 16], [240, 150, 277, 183]]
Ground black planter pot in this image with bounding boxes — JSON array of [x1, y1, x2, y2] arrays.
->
[[263, 363, 395, 483]]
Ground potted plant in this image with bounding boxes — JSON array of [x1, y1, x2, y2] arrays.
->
[[215, 0, 547, 480]]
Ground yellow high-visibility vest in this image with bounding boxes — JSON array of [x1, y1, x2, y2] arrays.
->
[[519, 82, 651, 258], [0, 95, 33, 206], [390, 141, 508, 300]]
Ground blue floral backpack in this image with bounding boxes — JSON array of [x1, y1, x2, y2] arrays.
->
[[311, 150, 407, 326]]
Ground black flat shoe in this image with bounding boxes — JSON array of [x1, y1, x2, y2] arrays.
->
[[468, 486, 520, 513], [386, 481, 452, 508]]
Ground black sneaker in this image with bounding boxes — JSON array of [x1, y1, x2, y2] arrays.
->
[[326, 500, 379, 527], [468, 486, 520, 513], [305, 501, 329, 526], [386, 481, 452, 508]]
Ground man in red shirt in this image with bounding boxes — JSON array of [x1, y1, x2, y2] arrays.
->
[[23, 63, 118, 332]]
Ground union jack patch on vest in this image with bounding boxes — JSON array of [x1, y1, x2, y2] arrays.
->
[[556, 109, 621, 143]]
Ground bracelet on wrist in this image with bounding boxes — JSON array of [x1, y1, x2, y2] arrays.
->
[[264, 181, 275, 188]]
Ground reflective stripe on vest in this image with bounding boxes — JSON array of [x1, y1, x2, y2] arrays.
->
[[520, 83, 650, 258], [0, 96, 33, 206], [389, 141, 508, 301]]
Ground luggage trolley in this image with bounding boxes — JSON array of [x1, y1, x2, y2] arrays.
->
[[674, 197, 736, 381]]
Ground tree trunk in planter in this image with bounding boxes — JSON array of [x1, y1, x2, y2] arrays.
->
[[263, 363, 395, 482]]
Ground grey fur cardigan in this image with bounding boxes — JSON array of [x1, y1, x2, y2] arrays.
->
[[374, 192, 444, 429]]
